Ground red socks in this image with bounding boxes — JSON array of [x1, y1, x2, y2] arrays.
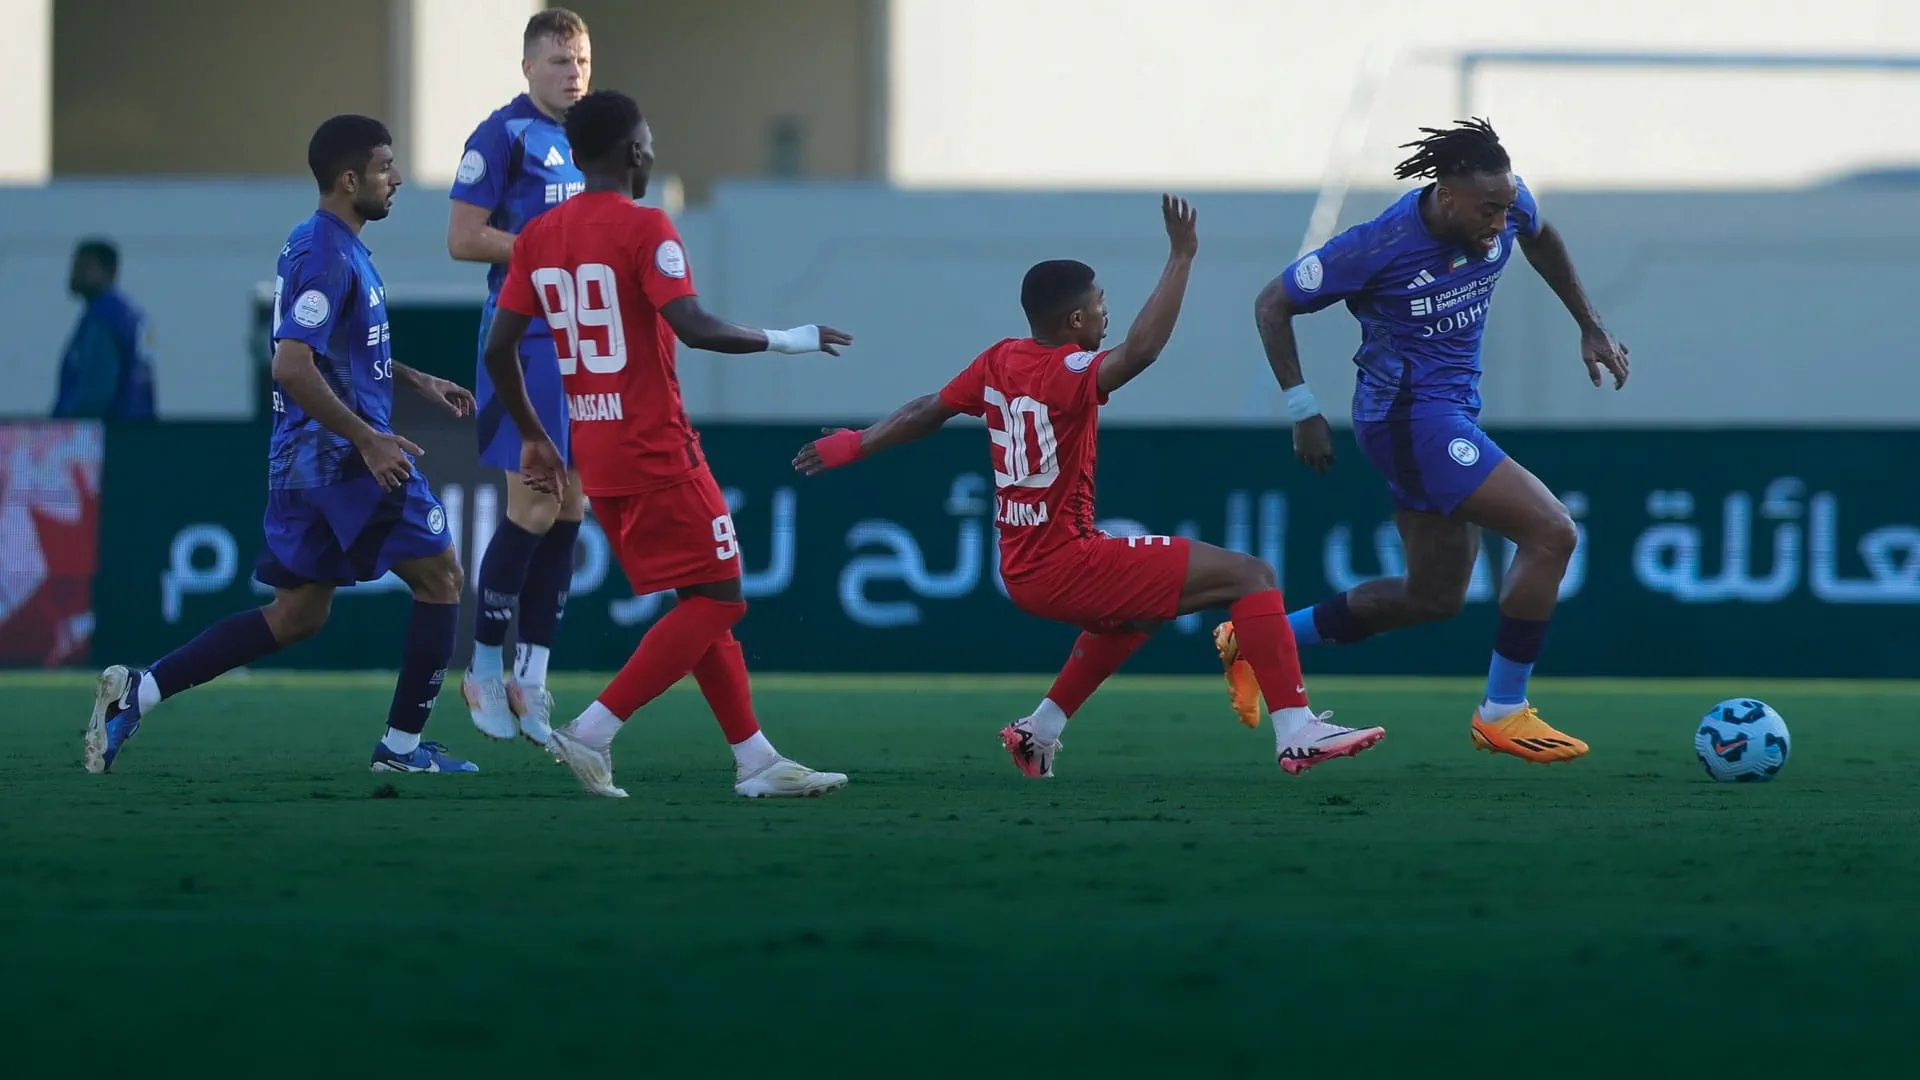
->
[[1046, 630, 1149, 716], [1227, 590, 1309, 711], [598, 596, 745, 719], [691, 631, 762, 744]]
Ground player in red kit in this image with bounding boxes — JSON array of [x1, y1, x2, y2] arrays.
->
[[483, 90, 852, 799], [796, 196, 1386, 778]]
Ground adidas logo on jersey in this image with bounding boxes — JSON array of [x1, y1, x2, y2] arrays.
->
[[544, 146, 566, 168], [1405, 270, 1435, 289]]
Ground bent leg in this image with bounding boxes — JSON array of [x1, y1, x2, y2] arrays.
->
[[1456, 458, 1587, 762]]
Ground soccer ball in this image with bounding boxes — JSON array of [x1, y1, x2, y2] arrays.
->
[[1694, 698, 1791, 783]]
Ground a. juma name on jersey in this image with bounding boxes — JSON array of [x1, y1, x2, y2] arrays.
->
[[996, 496, 1049, 527]]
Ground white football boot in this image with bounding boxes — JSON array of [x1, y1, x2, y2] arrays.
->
[[508, 681, 554, 746], [462, 670, 519, 741], [545, 722, 629, 798], [1275, 712, 1386, 775], [734, 758, 849, 798]]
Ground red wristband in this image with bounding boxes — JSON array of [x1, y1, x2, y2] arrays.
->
[[815, 428, 865, 469]]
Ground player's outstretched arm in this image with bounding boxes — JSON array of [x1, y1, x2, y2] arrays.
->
[[271, 340, 420, 492], [793, 393, 959, 476], [1096, 195, 1199, 396], [659, 298, 853, 356], [1517, 222, 1629, 390], [1253, 275, 1336, 474], [392, 363, 476, 417]]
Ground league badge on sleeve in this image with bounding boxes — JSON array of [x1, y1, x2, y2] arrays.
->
[[655, 240, 688, 279], [1294, 253, 1324, 293], [291, 290, 330, 328], [456, 149, 486, 185]]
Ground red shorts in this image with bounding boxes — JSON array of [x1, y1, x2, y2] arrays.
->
[[591, 470, 741, 596], [1004, 534, 1191, 633]]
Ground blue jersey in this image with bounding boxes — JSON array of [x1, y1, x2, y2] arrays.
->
[[267, 210, 396, 490], [448, 94, 584, 330], [1281, 179, 1541, 422]]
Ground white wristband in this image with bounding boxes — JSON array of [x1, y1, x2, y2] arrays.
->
[[762, 325, 821, 354], [1284, 383, 1321, 422]]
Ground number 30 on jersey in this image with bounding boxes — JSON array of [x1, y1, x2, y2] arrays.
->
[[982, 386, 1059, 490], [532, 263, 629, 375]]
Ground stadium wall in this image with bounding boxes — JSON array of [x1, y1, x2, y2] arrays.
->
[[73, 413, 1920, 678], [3, 180, 1920, 425]]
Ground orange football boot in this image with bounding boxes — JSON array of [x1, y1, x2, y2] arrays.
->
[[1211, 621, 1263, 729], [1470, 705, 1589, 764]]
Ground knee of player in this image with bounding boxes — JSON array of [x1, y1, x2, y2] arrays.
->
[[509, 498, 560, 534], [1231, 552, 1277, 596], [266, 594, 331, 643], [1527, 506, 1579, 562], [414, 561, 465, 605], [559, 480, 589, 521]]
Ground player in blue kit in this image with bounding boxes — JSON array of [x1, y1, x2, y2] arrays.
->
[[447, 7, 592, 746], [85, 115, 481, 776], [1220, 118, 1631, 764]]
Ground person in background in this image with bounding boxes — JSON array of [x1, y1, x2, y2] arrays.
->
[[53, 238, 157, 421]]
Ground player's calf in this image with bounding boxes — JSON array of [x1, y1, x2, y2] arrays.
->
[[1178, 543, 1380, 749], [382, 551, 474, 772], [1456, 459, 1579, 736]]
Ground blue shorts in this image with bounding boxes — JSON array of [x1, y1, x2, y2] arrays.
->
[[473, 294, 571, 472], [1353, 412, 1508, 516], [254, 472, 451, 588]]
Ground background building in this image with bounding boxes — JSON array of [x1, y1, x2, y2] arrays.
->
[[1, 0, 1916, 677]]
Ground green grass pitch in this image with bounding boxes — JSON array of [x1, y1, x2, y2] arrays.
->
[[4, 671, 1919, 1076]]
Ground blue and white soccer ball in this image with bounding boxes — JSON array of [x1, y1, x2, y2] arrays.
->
[[1694, 698, 1791, 783]]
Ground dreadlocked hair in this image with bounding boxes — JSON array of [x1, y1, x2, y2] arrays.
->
[[1393, 118, 1510, 181]]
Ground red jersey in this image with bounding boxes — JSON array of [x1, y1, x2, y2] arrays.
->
[[498, 191, 702, 497], [939, 339, 1111, 580]]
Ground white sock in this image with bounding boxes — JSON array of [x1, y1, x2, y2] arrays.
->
[[572, 701, 623, 749], [136, 670, 162, 713], [730, 730, 780, 773], [469, 644, 504, 681], [1272, 706, 1316, 741], [1480, 699, 1527, 722], [514, 643, 550, 687], [1029, 698, 1069, 743], [383, 728, 421, 755]]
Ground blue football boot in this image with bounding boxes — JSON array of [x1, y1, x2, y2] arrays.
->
[[369, 739, 479, 773], [85, 665, 147, 774]]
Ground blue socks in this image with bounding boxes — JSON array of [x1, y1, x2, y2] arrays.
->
[[1485, 615, 1550, 705], [473, 520, 543, 661], [150, 609, 282, 701], [472, 518, 578, 681], [1285, 592, 1553, 710], [518, 519, 579, 652], [1285, 592, 1371, 647], [388, 601, 459, 737]]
